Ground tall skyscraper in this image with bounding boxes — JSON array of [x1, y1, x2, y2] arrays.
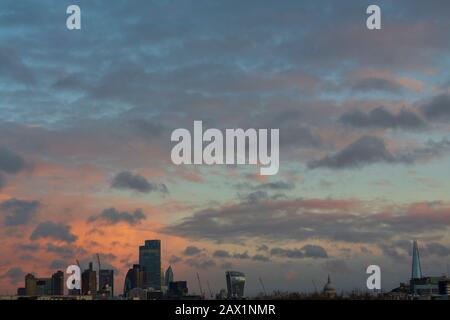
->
[[25, 273, 37, 296], [51, 271, 64, 296], [123, 264, 145, 296], [411, 240, 422, 279], [165, 265, 174, 287], [226, 271, 246, 299], [139, 240, 161, 290], [81, 262, 97, 295], [99, 269, 114, 297]]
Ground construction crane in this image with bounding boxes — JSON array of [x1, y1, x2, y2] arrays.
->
[[196, 272, 204, 298], [206, 280, 213, 298], [96, 253, 101, 271], [258, 277, 267, 296], [96, 253, 102, 291]]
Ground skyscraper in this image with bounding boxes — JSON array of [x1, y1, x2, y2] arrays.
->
[[411, 240, 422, 280], [25, 273, 37, 296], [36, 278, 52, 296], [51, 270, 64, 296], [139, 240, 161, 290], [226, 271, 246, 299], [123, 264, 145, 296], [99, 269, 114, 297], [81, 262, 97, 295], [165, 265, 174, 287]]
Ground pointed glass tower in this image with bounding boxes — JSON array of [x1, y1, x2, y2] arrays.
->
[[411, 240, 422, 279], [165, 265, 174, 287]]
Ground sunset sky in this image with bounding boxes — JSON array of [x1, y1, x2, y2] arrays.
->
[[1, 0, 450, 296]]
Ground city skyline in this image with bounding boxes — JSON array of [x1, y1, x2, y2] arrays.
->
[[1, 0, 450, 297], [7, 238, 450, 298]]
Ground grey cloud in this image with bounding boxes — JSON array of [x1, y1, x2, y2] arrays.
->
[[0, 267, 26, 284], [340, 107, 425, 130], [183, 246, 202, 256], [213, 250, 231, 258], [163, 198, 450, 245], [17, 243, 40, 251], [111, 171, 168, 194], [185, 258, 216, 270], [302, 245, 329, 258], [421, 94, 450, 121], [0, 146, 26, 174], [50, 260, 67, 269], [308, 136, 396, 169], [270, 245, 328, 259], [351, 78, 403, 93], [241, 191, 270, 202], [87, 207, 146, 226], [1, 198, 40, 226], [256, 181, 295, 191], [252, 254, 270, 262], [322, 259, 351, 273], [379, 243, 408, 262], [257, 244, 269, 252], [233, 252, 250, 260], [425, 242, 450, 256], [30, 221, 77, 243], [169, 255, 182, 264], [46, 243, 74, 258]]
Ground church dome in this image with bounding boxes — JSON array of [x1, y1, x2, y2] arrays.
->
[[323, 275, 336, 295]]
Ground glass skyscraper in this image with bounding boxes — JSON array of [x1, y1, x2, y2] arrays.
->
[[139, 240, 162, 290], [226, 271, 246, 299], [99, 269, 114, 297]]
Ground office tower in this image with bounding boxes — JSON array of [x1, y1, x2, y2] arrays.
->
[[81, 262, 97, 295], [99, 269, 114, 297], [225, 271, 246, 299], [51, 271, 64, 296], [139, 240, 161, 290], [411, 240, 422, 279], [165, 265, 174, 287], [25, 274, 37, 296], [36, 278, 52, 296], [123, 264, 145, 296], [168, 281, 188, 297]]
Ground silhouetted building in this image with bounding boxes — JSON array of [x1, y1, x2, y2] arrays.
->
[[323, 274, 337, 297], [411, 240, 422, 279], [124, 264, 145, 296], [438, 278, 450, 295], [25, 273, 37, 296], [168, 281, 188, 297], [68, 288, 81, 296], [81, 262, 97, 295], [36, 278, 52, 296], [226, 271, 245, 299], [17, 287, 26, 296], [51, 271, 64, 296], [99, 269, 114, 297], [165, 266, 174, 287], [139, 240, 161, 290]]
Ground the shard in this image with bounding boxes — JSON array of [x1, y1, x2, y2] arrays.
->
[[411, 240, 422, 279]]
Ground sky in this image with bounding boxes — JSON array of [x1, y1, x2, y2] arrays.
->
[[1, 0, 450, 296]]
